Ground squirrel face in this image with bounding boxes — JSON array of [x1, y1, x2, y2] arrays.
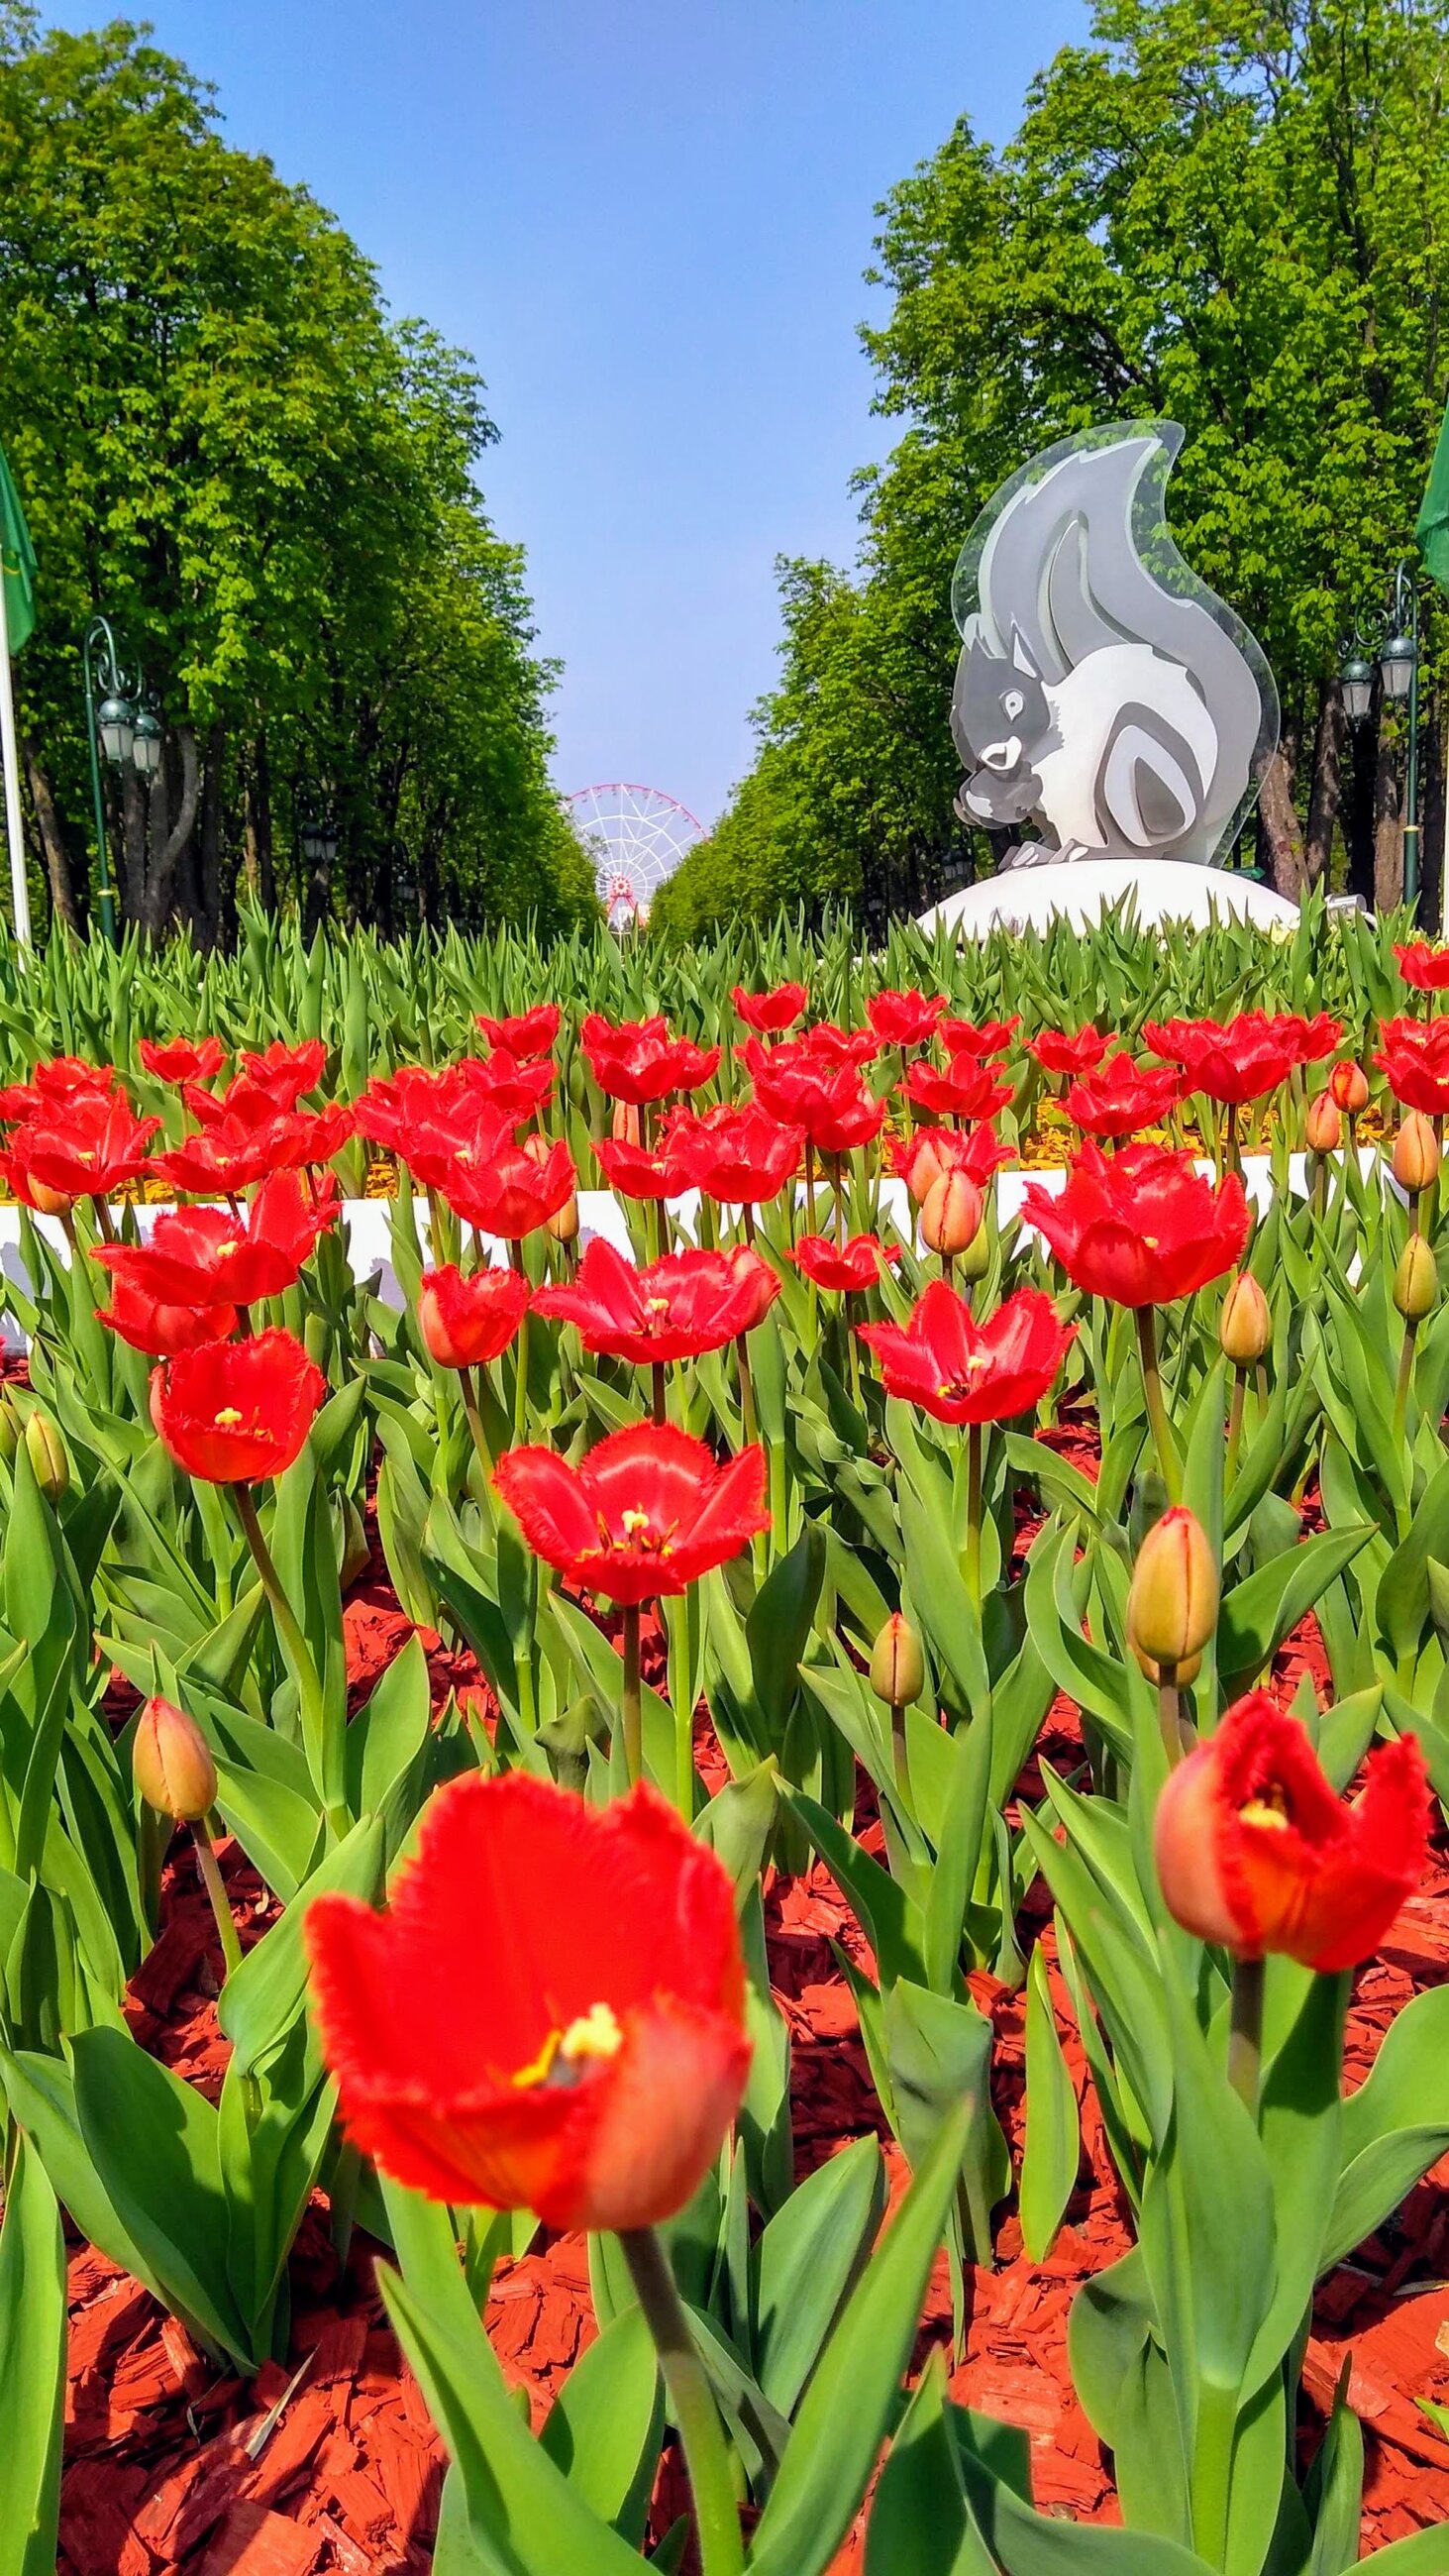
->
[[955, 632, 1051, 780]]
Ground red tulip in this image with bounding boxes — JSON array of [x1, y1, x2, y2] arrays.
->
[[750, 1048, 884, 1154], [788, 1232, 899, 1291], [237, 1038, 328, 1106], [92, 1171, 339, 1309], [470, 1046, 556, 1127], [358, 1063, 492, 1158], [1395, 942, 1449, 994], [888, 1124, 1014, 1202], [151, 1327, 326, 1483], [940, 1015, 1020, 1060], [306, 1771, 752, 2228], [494, 1420, 768, 1603], [904, 1055, 1013, 1124], [1154, 1693, 1428, 1972], [475, 1003, 562, 1058], [1144, 1014, 1302, 1106], [96, 1271, 237, 1357], [1374, 1018, 1449, 1116], [442, 1134, 577, 1239], [139, 1035, 226, 1084], [5, 1090, 159, 1205], [417, 1264, 530, 1368], [740, 1025, 878, 1080], [867, 989, 947, 1049], [1027, 1026, 1109, 1079], [731, 981, 807, 1033], [1022, 1142, 1250, 1306], [666, 1104, 802, 1205], [1065, 1053, 1182, 1140], [860, 1281, 1072, 1425], [591, 1134, 679, 1202], [1327, 1059, 1369, 1114], [1282, 1012, 1344, 1066], [580, 1014, 720, 1106], [533, 1240, 778, 1362]]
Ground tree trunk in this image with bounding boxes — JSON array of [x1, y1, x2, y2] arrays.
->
[[189, 721, 226, 949], [1421, 691, 1445, 938], [142, 722, 200, 939], [243, 732, 275, 911], [1303, 678, 1346, 889], [121, 765, 148, 923], [21, 737, 81, 933], [1258, 744, 1306, 899], [1373, 714, 1403, 913], [1346, 694, 1379, 908]]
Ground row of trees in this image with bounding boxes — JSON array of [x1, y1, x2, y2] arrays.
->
[[656, 0, 1449, 939], [0, 7, 595, 944]]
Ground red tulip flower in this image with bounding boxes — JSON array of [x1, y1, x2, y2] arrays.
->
[[139, 1035, 227, 1084], [1282, 1012, 1343, 1066], [1395, 942, 1449, 994], [494, 1420, 768, 1604], [860, 1281, 1072, 1425], [1144, 1014, 1301, 1106], [417, 1264, 530, 1368], [442, 1134, 577, 1239], [1027, 1026, 1109, 1079], [1022, 1142, 1250, 1306], [940, 1015, 1020, 1060], [92, 1171, 339, 1310], [1326, 1059, 1370, 1114], [534, 1240, 778, 1362], [1065, 1053, 1182, 1140], [904, 1055, 1013, 1124], [475, 1003, 562, 1058], [306, 1771, 752, 2228], [751, 1048, 884, 1154], [789, 1233, 899, 1291], [667, 1104, 803, 1205], [1374, 1018, 1449, 1116], [96, 1272, 238, 1357], [741, 1025, 878, 1079], [1154, 1693, 1428, 1972], [888, 1124, 1013, 1203], [151, 1327, 326, 1483], [580, 1014, 720, 1106], [238, 1038, 328, 1105], [358, 1063, 492, 1158], [591, 1134, 679, 1202], [867, 989, 947, 1049], [731, 982, 807, 1033], [7, 1090, 160, 1206], [470, 1047, 555, 1127]]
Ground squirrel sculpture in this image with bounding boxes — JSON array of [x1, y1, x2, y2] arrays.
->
[[950, 424, 1275, 871]]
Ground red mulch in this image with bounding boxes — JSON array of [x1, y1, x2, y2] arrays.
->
[[51, 1477, 1449, 2572]]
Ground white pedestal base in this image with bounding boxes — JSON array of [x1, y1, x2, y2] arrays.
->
[[918, 857, 1298, 940]]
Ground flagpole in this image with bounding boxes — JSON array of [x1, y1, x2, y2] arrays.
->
[[0, 562, 31, 947]]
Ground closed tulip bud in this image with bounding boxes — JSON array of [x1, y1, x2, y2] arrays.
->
[[1328, 1060, 1369, 1114], [548, 1192, 580, 1245], [338, 1496, 370, 1591], [1220, 1271, 1271, 1367], [0, 1389, 19, 1463], [1395, 1234, 1438, 1323], [956, 1214, 991, 1283], [1304, 1090, 1342, 1155], [1127, 1505, 1219, 1669], [611, 1100, 642, 1147], [1394, 1112, 1440, 1196], [303, 1311, 332, 1372], [25, 1410, 67, 1502], [133, 1694, 217, 1822], [869, 1612, 925, 1709], [920, 1170, 983, 1258]]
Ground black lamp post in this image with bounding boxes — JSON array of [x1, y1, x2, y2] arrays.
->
[[82, 615, 165, 944]]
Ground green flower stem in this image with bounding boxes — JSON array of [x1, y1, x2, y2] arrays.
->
[[1224, 1366, 1248, 1488], [1134, 1305, 1181, 1502], [234, 1483, 346, 1841], [512, 1298, 531, 1444], [652, 1358, 668, 1428], [459, 1365, 495, 1488], [619, 2226, 744, 2576], [1227, 1952, 1265, 2116], [1157, 1666, 1184, 1768], [965, 1421, 983, 1609], [621, 1601, 642, 1785], [190, 1812, 244, 1985], [735, 1332, 757, 1447], [1393, 1318, 1419, 1445]]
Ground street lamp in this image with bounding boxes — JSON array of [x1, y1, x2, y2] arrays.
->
[[298, 809, 339, 871], [83, 615, 165, 944], [1339, 562, 1422, 915]]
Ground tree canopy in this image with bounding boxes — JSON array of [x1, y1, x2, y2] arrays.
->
[[0, 6, 594, 941], [655, 0, 1449, 939]]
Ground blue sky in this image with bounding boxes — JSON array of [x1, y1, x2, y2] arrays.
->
[[44, 0, 1089, 824]]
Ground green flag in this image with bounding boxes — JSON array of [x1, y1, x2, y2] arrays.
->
[[0, 446, 36, 655], [1416, 399, 1449, 601]]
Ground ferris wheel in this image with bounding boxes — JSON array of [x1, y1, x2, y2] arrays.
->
[[564, 782, 704, 928]]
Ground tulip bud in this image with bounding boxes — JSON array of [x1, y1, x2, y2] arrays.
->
[[920, 1170, 983, 1258], [1395, 1233, 1438, 1323], [1219, 1272, 1271, 1367], [1127, 1505, 1219, 1670], [1328, 1060, 1369, 1115], [0, 1388, 19, 1464], [304, 1311, 333, 1372], [956, 1213, 991, 1284], [338, 1496, 370, 1591], [548, 1192, 580, 1245], [133, 1693, 218, 1822], [25, 1410, 67, 1502], [869, 1612, 925, 1709], [611, 1100, 641, 1147], [1394, 1112, 1440, 1196], [1304, 1090, 1342, 1155]]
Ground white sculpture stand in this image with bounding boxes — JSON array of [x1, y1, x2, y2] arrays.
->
[[917, 856, 1298, 941]]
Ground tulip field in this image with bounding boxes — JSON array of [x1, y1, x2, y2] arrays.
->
[[8, 894, 1449, 2575]]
